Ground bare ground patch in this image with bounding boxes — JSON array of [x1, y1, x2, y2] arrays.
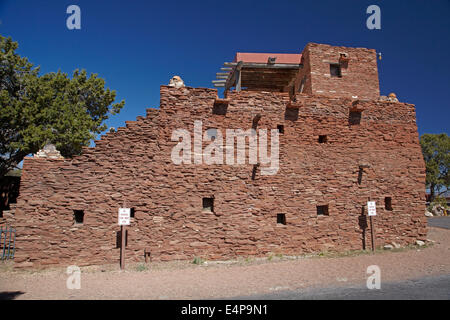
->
[[0, 227, 449, 300]]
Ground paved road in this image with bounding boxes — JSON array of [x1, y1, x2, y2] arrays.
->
[[428, 216, 450, 229], [230, 274, 450, 300]]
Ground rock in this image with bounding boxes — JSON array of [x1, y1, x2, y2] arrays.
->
[[431, 204, 446, 216], [415, 240, 425, 247], [15, 261, 34, 268], [168, 76, 185, 88], [34, 143, 64, 159], [388, 92, 399, 102], [391, 242, 401, 249], [383, 244, 394, 250], [424, 210, 433, 217]]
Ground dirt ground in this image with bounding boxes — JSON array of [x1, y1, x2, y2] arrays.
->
[[0, 227, 449, 300]]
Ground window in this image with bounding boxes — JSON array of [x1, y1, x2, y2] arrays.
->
[[277, 214, 286, 225], [349, 110, 362, 125], [277, 125, 284, 134], [318, 135, 327, 143], [74, 210, 84, 224], [130, 208, 135, 218], [317, 205, 329, 216], [202, 197, 214, 212], [330, 64, 342, 77], [385, 197, 393, 211]]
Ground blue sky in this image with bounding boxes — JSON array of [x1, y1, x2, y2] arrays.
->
[[0, 0, 449, 138]]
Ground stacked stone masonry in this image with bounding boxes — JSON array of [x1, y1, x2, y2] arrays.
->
[[295, 43, 380, 100], [3, 43, 427, 268]]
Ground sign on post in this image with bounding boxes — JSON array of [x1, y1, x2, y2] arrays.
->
[[367, 200, 376, 251], [118, 208, 130, 225], [367, 201, 377, 216], [118, 208, 130, 270]]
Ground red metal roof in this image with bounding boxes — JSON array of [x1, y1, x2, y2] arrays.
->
[[233, 52, 302, 64]]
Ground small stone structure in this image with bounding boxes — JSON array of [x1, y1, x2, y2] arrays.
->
[[4, 43, 427, 268], [168, 76, 185, 88], [34, 144, 64, 159]]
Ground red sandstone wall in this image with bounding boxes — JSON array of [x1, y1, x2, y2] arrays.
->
[[9, 86, 426, 268], [294, 46, 312, 95], [299, 43, 380, 100]]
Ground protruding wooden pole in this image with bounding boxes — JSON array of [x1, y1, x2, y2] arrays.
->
[[370, 216, 375, 252], [120, 225, 126, 270], [368, 197, 375, 252]]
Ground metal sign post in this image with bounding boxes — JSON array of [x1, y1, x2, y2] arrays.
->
[[367, 200, 377, 252], [118, 208, 130, 270], [120, 225, 126, 270]]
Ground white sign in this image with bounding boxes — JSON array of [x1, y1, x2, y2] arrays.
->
[[367, 201, 377, 216], [118, 208, 130, 225]]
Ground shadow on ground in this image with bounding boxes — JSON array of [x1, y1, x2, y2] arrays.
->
[[0, 291, 24, 300]]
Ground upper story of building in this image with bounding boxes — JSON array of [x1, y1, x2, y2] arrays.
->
[[213, 42, 381, 101]]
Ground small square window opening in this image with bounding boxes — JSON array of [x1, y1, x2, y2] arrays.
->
[[277, 213, 286, 225], [202, 197, 214, 212], [317, 205, 329, 216], [385, 197, 393, 211], [74, 210, 84, 224], [330, 64, 342, 77], [277, 125, 284, 134], [318, 135, 327, 143]]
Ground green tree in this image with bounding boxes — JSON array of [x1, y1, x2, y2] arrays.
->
[[0, 35, 124, 178], [420, 133, 450, 202]]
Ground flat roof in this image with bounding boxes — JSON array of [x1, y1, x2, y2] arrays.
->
[[234, 52, 302, 64]]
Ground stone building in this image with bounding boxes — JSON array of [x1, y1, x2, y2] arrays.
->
[[2, 43, 427, 268]]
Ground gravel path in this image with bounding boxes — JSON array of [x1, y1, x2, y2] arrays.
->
[[0, 227, 449, 300], [230, 274, 450, 300], [428, 216, 450, 229]]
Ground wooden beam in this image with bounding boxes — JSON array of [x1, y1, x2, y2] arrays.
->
[[241, 79, 293, 84], [246, 63, 302, 69], [241, 69, 299, 75], [241, 73, 295, 79], [224, 61, 243, 94], [225, 62, 302, 69], [235, 69, 241, 92]]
